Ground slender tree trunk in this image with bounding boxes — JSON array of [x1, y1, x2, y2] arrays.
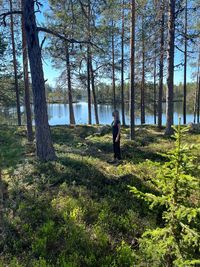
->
[[194, 49, 200, 123], [197, 73, 200, 124], [153, 49, 157, 125], [193, 89, 197, 124], [0, 169, 4, 240], [66, 44, 75, 125], [165, 0, 175, 136], [130, 0, 135, 139], [121, 0, 126, 126], [87, 48, 92, 124], [87, 0, 92, 124], [21, 0, 33, 141], [141, 15, 145, 124], [90, 55, 99, 124], [112, 19, 116, 110], [9, 0, 21, 126], [23, 0, 56, 161], [158, 2, 164, 129], [183, 0, 187, 125]]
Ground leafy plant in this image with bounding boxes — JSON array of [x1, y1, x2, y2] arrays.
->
[[113, 241, 136, 267]]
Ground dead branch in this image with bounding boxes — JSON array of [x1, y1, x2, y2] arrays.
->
[[0, 11, 22, 26]]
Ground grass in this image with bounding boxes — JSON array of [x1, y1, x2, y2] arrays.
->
[[0, 125, 200, 266]]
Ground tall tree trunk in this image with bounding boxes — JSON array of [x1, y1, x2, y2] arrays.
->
[[165, 0, 175, 136], [153, 49, 157, 125], [112, 19, 116, 110], [121, 0, 126, 126], [23, 0, 56, 161], [87, 48, 92, 124], [130, 0, 136, 139], [21, 0, 33, 142], [194, 49, 200, 123], [193, 89, 197, 124], [66, 43, 75, 125], [9, 0, 21, 126], [141, 15, 145, 124], [90, 55, 99, 125], [183, 0, 187, 124], [0, 169, 4, 240], [87, 0, 92, 124], [158, 1, 164, 129], [197, 72, 200, 124]]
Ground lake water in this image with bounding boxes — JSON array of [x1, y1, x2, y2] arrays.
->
[[0, 102, 195, 126]]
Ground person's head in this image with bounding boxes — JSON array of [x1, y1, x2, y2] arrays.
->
[[112, 110, 119, 120]]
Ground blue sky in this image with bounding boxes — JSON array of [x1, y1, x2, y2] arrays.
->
[[36, 1, 195, 87]]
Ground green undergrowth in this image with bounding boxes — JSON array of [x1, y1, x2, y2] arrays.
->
[[0, 125, 199, 266]]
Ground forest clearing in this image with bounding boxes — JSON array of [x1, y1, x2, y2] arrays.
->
[[0, 125, 200, 266], [0, 0, 200, 266]]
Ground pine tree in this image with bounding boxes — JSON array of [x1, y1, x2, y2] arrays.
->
[[23, 0, 56, 161], [130, 122, 200, 266], [130, 0, 136, 139], [183, 0, 188, 125], [9, 0, 21, 126], [158, 0, 165, 129], [121, 0, 126, 126], [21, 0, 33, 141], [165, 0, 175, 136]]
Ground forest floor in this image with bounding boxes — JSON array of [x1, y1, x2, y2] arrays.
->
[[1, 125, 200, 267]]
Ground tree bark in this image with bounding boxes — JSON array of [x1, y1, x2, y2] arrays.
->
[[121, 0, 126, 126], [87, 0, 92, 124], [23, 0, 56, 161], [165, 0, 175, 136], [9, 0, 21, 126], [183, 0, 187, 125], [0, 169, 4, 241], [21, 0, 33, 142], [141, 15, 145, 124], [130, 0, 136, 139], [193, 88, 197, 124], [158, 2, 164, 129], [90, 55, 99, 125], [153, 49, 157, 125], [87, 48, 92, 124], [197, 72, 200, 124], [112, 19, 116, 110], [66, 43, 75, 125], [194, 50, 200, 123]]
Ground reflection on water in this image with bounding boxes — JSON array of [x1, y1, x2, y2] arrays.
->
[[0, 102, 195, 126]]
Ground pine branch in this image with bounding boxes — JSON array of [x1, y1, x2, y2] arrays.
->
[[37, 27, 90, 44], [175, 45, 195, 54], [0, 11, 22, 26], [37, 27, 104, 52], [40, 36, 46, 50]]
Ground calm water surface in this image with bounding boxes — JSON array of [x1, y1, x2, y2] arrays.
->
[[0, 102, 195, 125]]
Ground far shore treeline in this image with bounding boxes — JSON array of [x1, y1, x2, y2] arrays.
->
[[0, 79, 198, 108]]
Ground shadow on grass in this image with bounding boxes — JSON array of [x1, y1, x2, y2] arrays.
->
[[80, 138, 166, 164], [33, 155, 159, 218], [51, 125, 98, 145], [51, 125, 168, 165], [122, 145, 165, 163], [3, 125, 166, 266], [0, 125, 24, 169], [4, 189, 114, 266]]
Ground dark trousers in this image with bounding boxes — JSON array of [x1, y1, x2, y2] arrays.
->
[[113, 135, 121, 160]]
